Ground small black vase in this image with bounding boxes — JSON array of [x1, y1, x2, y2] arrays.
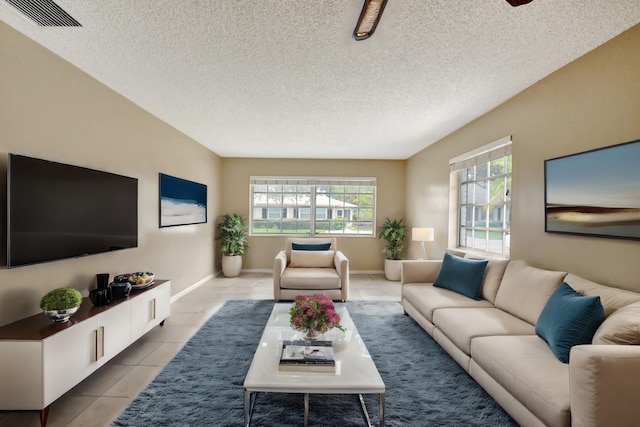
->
[[89, 288, 112, 306]]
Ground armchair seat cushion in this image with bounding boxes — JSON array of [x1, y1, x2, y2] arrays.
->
[[281, 268, 342, 289]]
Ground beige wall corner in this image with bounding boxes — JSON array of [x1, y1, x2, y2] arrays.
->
[[406, 24, 640, 291], [220, 158, 405, 271], [0, 22, 222, 326]]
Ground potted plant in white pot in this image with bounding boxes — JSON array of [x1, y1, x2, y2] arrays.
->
[[217, 213, 249, 277], [377, 217, 408, 281]]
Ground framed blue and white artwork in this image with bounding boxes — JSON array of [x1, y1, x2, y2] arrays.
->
[[159, 173, 207, 227]]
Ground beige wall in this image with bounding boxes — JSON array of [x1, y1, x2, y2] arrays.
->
[[0, 22, 222, 326], [3, 16, 639, 328], [406, 24, 640, 291], [220, 158, 405, 271]]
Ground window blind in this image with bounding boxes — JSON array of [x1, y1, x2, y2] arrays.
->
[[449, 136, 512, 172], [250, 177, 376, 186]]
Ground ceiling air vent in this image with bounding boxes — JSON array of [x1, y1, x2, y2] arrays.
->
[[3, 0, 81, 26]]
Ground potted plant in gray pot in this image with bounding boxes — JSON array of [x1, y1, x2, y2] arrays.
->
[[217, 213, 249, 277], [377, 217, 408, 281]]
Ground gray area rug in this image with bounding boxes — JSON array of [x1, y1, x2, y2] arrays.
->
[[112, 300, 517, 426]]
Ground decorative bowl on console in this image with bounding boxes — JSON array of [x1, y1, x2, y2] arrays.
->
[[113, 272, 155, 289], [40, 288, 83, 323], [43, 306, 80, 323]]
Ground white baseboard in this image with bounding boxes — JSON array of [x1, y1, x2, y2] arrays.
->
[[177, 269, 388, 302], [171, 274, 214, 303], [238, 269, 272, 274], [236, 269, 385, 275]]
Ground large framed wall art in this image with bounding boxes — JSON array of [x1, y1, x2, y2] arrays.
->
[[544, 139, 640, 240], [159, 173, 207, 227]]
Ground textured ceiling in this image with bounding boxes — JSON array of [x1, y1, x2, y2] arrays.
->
[[1, 1, 639, 159]]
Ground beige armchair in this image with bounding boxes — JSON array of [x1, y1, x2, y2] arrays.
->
[[273, 238, 349, 301]]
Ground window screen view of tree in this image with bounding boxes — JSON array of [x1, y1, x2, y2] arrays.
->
[[458, 155, 511, 256], [251, 179, 375, 236]]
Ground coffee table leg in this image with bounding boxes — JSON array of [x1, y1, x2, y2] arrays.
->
[[304, 393, 309, 427], [244, 390, 255, 427], [358, 393, 384, 427], [358, 394, 373, 427]]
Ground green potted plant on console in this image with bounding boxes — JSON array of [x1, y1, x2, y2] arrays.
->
[[377, 217, 408, 281], [217, 213, 249, 277]]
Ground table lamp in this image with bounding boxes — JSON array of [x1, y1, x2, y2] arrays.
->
[[412, 227, 434, 260]]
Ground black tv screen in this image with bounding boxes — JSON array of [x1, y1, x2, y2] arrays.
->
[[7, 154, 138, 267]]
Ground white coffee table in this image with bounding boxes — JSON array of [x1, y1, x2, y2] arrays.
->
[[243, 303, 385, 427]]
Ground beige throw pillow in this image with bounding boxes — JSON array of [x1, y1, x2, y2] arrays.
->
[[290, 250, 335, 268], [592, 301, 640, 345]]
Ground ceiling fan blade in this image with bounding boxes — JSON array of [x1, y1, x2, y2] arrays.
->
[[506, 0, 534, 6]]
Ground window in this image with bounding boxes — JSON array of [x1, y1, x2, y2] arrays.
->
[[450, 137, 512, 257], [250, 177, 376, 236]]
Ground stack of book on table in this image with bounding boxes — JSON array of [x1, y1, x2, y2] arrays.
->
[[278, 340, 335, 373]]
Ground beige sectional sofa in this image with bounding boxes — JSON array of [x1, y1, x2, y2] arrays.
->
[[402, 257, 640, 427]]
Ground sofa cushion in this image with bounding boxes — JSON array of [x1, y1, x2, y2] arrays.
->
[[480, 259, 510, 304], [434, 253, 488, 300], [593, 301, 640, 345], [470, 335, 570, 427], [291, 241, 332, 251], [290, 250, 335, 268], [535, 282, 605, 363], [281, 268, 341, 289], [494, 260, 566, 325], [402, 284, 492, 323], [564, 273, 640, 317], [463, 256, 510, 304], [433, 307, 535, 355]]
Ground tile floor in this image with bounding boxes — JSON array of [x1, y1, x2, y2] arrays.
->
[[0, 273, 400, 427]]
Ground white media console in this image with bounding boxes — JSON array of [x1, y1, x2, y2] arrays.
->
[[0, 280, 171, 426]]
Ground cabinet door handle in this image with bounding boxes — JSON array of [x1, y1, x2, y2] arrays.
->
[[94, 329, 99, 362], [152, 298, 157, 320], [100, 326, 105, 358]]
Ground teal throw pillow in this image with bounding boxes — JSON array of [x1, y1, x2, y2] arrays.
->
[[291, 242, 332, 251], [535, 282, 605, 363], [433, 253, 488, 300]]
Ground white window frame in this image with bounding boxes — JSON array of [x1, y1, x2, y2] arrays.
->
[[250, 176, 376, 236], [449, 136, 512, 257]]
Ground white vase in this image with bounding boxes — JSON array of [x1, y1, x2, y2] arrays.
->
[[221, 255, 243, 277], [384, 259, 402, 281], [302, 329, 321, 340]]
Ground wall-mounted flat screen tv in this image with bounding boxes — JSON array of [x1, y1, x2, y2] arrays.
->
[[7, 154, 138, 267]]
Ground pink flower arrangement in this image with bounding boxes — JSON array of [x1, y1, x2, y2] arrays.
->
[[289, 293, 345, 335]]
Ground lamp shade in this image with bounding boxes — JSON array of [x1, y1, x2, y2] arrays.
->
[[412, 227, 434, 242]]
